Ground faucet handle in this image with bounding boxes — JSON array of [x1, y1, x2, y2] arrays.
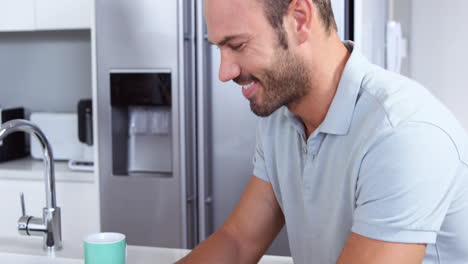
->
[[20, 192, 26, 216], [18, 192, 31, 235]]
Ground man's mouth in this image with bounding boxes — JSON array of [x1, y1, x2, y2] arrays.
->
[[241, 81, 258, 99]]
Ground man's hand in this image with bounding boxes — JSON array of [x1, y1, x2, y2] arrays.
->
[[336, 233, 427, 264], [176, 176, 285, 264]]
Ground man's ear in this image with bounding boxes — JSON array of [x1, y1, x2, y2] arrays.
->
[[288, 0, 313, 44]]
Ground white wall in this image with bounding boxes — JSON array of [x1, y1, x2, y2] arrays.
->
[[0, 30, 92, 113], [410, 0, 468, 131]]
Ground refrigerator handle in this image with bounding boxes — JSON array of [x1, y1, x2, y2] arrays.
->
[[181, 0, 199, 249], [195, 0, 211, 242]]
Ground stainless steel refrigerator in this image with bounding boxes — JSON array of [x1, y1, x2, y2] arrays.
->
[[95, 0, 350, 256]]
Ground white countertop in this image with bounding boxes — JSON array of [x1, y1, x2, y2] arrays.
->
[[0, 237, 293, 264]]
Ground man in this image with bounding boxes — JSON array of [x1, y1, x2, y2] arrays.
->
[[177, 0, 468, 263]]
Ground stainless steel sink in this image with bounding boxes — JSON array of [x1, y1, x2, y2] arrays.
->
[[0, 252, 82, 264]]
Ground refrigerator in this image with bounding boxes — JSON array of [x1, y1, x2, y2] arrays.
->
[[95, 0, 351, 256]]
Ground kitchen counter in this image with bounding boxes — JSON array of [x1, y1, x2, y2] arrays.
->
[[0, 237, 293, 263]]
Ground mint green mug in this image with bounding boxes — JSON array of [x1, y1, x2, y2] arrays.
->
[[83, 232, 126, 264]]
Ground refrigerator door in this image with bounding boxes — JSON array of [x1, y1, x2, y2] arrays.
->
[[354, 0, 388, 67], [198, 0, 348, 256], [96, 0, 189, 248], [207, 45, 292, 255], [194, 0, 291, 255], [332, 0, 346, 39]]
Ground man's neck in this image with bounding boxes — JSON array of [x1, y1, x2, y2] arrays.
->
[[288, 36, 351, 138]]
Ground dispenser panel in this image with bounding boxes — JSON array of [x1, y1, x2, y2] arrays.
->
[[110, 72, 171, 106], [109, 71, 173, 176]]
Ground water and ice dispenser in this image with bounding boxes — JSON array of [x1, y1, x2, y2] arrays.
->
[[110, 71, 172, 176]]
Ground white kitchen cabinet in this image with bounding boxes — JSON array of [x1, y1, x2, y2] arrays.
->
[[0, 0, 91, 32], [35, 0, 92, 30], [0, 0, 35, 31]]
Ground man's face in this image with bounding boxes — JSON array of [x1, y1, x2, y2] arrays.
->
[[205, 0, 310, 117]]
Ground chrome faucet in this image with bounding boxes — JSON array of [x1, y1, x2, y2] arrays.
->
[[0, 119, 62, 252]]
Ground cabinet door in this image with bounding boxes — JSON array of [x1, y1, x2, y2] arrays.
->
[[35, 0, 92, 30], [0, 0, 35, 31]]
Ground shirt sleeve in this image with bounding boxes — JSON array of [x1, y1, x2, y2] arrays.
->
[[252, 119, 270, 183], [352, 122, 460, 244]]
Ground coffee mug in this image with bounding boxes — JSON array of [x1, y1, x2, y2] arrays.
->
[[83, 232, 126, 264]]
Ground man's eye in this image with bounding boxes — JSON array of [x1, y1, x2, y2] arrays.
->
[[230, 43, 245, 51]]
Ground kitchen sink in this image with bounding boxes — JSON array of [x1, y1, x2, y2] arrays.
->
[[0, 252, 82, 264]]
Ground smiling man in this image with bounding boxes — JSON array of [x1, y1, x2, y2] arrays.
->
[[177, 0, 468, 263]]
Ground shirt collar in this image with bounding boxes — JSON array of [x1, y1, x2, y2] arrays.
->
[[283, 41, 371, 136]]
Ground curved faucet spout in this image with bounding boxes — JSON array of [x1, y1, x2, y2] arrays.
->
[[0, 119, 62, 251], [0, 119, 56, 209]]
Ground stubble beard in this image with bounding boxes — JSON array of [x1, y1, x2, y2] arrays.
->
[[249, 48, 311, 117]]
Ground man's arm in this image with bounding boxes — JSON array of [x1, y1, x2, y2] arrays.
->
[[336, 233, 427, 264], [176, 176, 285, 264]]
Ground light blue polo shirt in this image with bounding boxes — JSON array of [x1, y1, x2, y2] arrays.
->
[[253, 41, 468, 263]]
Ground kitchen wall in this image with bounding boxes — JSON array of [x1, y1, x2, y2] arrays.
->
[[409, 0, 468, 131], [0, 30, 91, 113]]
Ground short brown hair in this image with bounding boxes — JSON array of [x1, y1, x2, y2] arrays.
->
[[259, 0, 337, 48]]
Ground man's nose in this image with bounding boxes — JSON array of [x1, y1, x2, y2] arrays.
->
[[218, 52, 240, 82]]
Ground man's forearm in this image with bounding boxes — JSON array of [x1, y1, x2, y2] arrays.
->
[[176, 227, 256, 264]]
